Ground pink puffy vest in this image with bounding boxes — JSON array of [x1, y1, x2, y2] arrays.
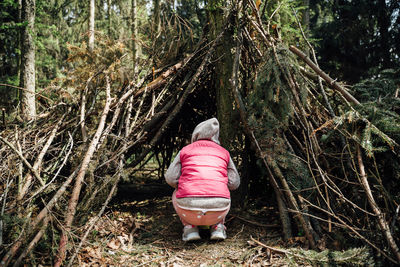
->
[[176, 140, 230, 199]]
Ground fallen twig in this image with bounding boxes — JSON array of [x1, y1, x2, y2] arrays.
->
[[230, 215, 280, 228]]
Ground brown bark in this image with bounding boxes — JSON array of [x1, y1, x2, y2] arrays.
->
[[267, 157, 317, 249], [152, 0, 160, 37], [107, 0, 112, 35], [66, 178, 119, 267], [208, 0, 236, 149], [302, 0, 310, 56], [130, 57, 190, 100], [13, 217, 51, 266]]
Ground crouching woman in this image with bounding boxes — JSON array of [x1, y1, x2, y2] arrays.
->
[[165, 118, 240, 241]]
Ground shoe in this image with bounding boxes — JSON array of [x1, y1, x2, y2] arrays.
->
[[210, 223, 227, 240], [182, 225, 201, 242]]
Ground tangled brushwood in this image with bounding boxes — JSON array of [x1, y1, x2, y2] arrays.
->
[[1, 1, 400, 265]]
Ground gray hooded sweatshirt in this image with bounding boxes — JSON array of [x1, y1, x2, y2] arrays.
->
[[165, 118, 240, 210]]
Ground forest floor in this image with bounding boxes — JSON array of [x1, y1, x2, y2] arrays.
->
[[76, 193, 312, 266]]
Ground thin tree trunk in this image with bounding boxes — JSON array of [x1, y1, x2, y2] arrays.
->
[[302, 0, 310, 33], [66, 177, 119, 267], [20, 0, 36, 121], [88, 0, 95, 52], [376, 0, 391, 68], [131, 0, 137, 72], [268, 156, 317, 249], [152, 0, 160, 37], [17, 0, 22, 101], [108, 0, 112, 36], [1, 167, 78, 265], [13, 217, 51, 267], [302, 0, 310, 56]]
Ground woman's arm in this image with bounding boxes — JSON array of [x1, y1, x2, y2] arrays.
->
[[227, 157, 240, 190], [165, 151, 181, 188]]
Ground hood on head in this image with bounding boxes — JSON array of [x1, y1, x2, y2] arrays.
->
[[191, 118, 220, 144]]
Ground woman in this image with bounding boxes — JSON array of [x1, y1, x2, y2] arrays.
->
[[165, 118, 240, 241]]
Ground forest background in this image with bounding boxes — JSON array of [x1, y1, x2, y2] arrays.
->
[[1, 0, 400, 266]]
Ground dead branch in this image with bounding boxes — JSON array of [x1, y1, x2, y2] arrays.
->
[[289, 45, 360, 105], [80, 76, 94, 143], [357, 145, 400, 263], [249, 236, 286, 254], [0, 176, 11, 247], [27, 132, 74, 202], [131, 56, 192, 99], [18, 113, 66, 200], [298, 196, 399, 265], [13, 216, 51, 267], [1, 166, 78, 266], [291, 7, 335, 118], [231, 215, 280, 228], [54, 75, 112, 267], [66, 175, 119, 267], [127, 21, 229, 169], [230, 26, 293, 241], [0, 136, 45, 187]]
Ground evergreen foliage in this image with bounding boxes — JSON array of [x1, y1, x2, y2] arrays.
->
[[322, 68, 400, 158], [0, 0, 22, 108], [309, 0, 400, 83], [261, 0, 309, 46], [247, 44, 312, 192], [353, 68, 400, 102]]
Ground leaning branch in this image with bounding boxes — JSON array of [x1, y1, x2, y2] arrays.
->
[[54, 75, 112, 267], [0, 137, 45, 187], [357, 146, 400, 263], [230, 26, 293, 241], [289, 45, 360, 105]]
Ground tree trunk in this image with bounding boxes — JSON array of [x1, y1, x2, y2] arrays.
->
[[20, 0, 36, 121], [302, 0, 310, 34], [208, 0, 236, 149], [302, 0, 310, 56], [17, 0, 22, 101], [377, 0, 391, 68], [152, 0, 160, 37], [108, 0, 112, 36], [88, 0, 95, 52], [131, 0, 137, 72]]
